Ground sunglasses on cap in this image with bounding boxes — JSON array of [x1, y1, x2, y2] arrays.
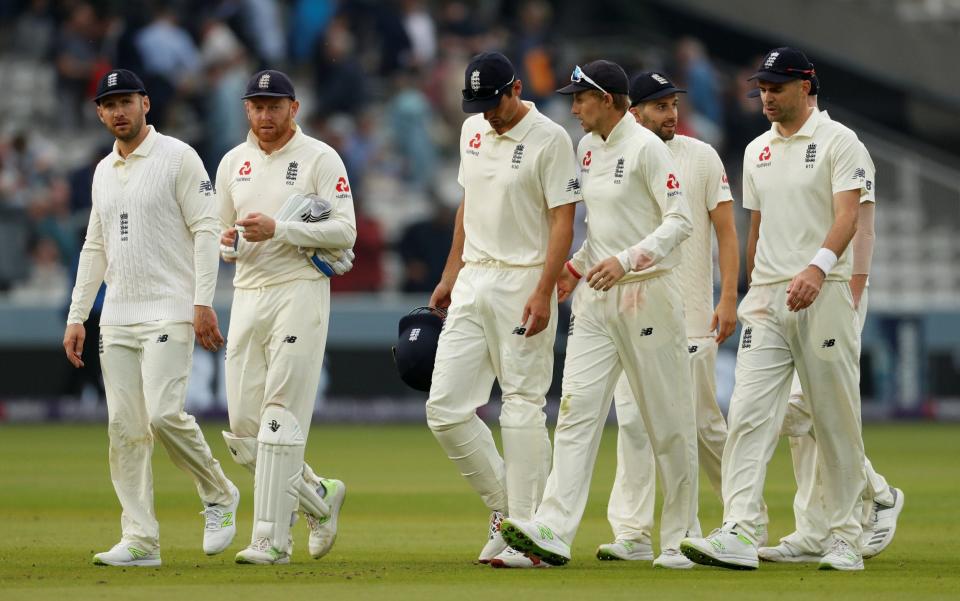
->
[[461, 76, 516, 102], [571, 65, 609, 96]]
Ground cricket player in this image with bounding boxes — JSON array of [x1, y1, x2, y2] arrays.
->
[[216, 70, 354, 565], [597, 71, 738, 569], [425, 52, 579, 568], [64, 69, 238, 567], [681, 47, 871, 571], [758, 78, 903, 563], [500, 60, 699, 567]]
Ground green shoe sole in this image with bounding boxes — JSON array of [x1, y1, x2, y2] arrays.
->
[[500, 522, 569, 566], [679, 542, 756, 571]]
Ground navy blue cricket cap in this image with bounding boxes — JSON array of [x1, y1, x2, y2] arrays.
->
[[393, 307, 446, 392], [462, 52, 516, 113], [748, 47, 815, 83], [557, 60, 629, 95], [242, 69, 296, 100], [93, 69, 147, 103], [629, 71, 687, 106]]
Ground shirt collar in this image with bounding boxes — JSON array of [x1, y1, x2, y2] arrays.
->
[[245, 122, 303, 156], [770, 107, 821, 141], [485, 101, 538, 141], [111, 125, 157, 163], [593, 111, 636, 146]]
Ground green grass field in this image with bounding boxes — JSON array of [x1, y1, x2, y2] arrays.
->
[[1, 422, 958, 600]]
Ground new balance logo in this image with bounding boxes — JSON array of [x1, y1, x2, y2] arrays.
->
[[741, 327, 753, 349], [156, 334, 168, 343], [688, 345, 698, 354], [198, 180, 214, 194], [821, 338, 836, 348], [283, 336, 297, 343], [512, 326, 527, 336], [565, 178, 580, 193], [639, 327, 653, 336], [537, 525, 554, 540], [268, 420, 280, 432], [853, 168, 866, 180]]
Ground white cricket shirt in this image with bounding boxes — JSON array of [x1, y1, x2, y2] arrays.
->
[[569, 112, 692, 283], [457, 102, 581, 267], [743, 108, 869, 285], [665, 135, 733, 338], [68, 126, 220, 326], [217, 124, 357, 289]]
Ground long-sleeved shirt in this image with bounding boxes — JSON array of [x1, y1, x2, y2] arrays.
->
[[569, 112, 692, 284], [67, 126, 219, 326], [216, 124, 357, 289]]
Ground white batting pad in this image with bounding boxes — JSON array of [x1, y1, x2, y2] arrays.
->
[[252, 406, 306, 547]]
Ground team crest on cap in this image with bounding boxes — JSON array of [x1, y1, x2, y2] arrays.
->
[[651, 73, 669, 85], [258, 73, 271, 89], [470, 70, 481, 92], [764, 52, 780, 68], [107, 72, 118, 87]]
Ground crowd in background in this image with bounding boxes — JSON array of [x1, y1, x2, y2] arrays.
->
[[0, 0, 771, 304]]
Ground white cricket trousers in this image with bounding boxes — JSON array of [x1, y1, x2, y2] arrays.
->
[[777, 290, 893, 553], [535, 273, 700, 551], [723, 281, 866, 546], [606, 337, 726, 544], [225, 278, 330, 437], [100, 320, 233, 549], [426, 262, 556, 521]]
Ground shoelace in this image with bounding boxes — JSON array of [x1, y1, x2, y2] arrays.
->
[[829, 538, 853, 556], [488, 512, 504, 540], [250, 537, 273, 552], [305, 512, 329, 532], [201, 506, 225, 530]]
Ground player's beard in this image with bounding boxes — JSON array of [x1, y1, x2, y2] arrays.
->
[[111, 116, 144, 142]]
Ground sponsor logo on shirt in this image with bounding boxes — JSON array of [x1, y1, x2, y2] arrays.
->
[[237, 161, 253, 181], [286, 161, 299, 185], [853, 167, 866, 180], [511, 144, 525, 169], [565, 178, 581, 193], [582, 150, 592, 167], [614, 157, 625, 184], [198, 180, 215, 195], [666, 173, 681, 197], [156, 334, 168, 343], [805, 143, 817, 168], [335, 176, 351, 199], [821, 338, 836, 348], [466, 132, 481, 156], [688, 344, 698, 354], [639, 327, 654, 336], [757, 146, 772, 167]]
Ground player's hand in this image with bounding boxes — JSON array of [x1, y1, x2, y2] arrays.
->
[[850, 274, 867, 310], [520, 290, 551, 338], [786, 266, 825, 312], [587, 257, 626, 291], [711, 296, 737, 344], [63, 323, 86, 368], [194, 305, 225, 352], [235, 213, 276, 242], [429, 279, 455, 311], [220, 227, 238, 262], [557, 268, 579, 303]]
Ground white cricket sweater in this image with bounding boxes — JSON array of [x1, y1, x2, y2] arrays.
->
[[67, 126, 220, 326]]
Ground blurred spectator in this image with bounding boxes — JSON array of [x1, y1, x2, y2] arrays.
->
[[511, 0, 556, 105], [330, 198, 385, 293], [200, 17, 250, 170], [402, 0, 437, 67], [675, 37, 723, 146], [288, 0, 335, 65], [135, 4, 202, 127], [55, 2, 102, 128], [239, 0, 287, 67], [12, 0, 56, 61], [373, 1, 413, 76], [10, 236, 67, 302], [387, 69, 436, 190], [312, 17, 368, 116], [397, 198, 454, 293], [31, 178, 80, 268]]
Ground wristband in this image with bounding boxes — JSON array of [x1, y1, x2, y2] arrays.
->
[[565, 261, 582, 279], [808, 248, 838, 276]]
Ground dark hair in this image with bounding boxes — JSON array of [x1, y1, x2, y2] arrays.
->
[[588, 90, 629, 111]]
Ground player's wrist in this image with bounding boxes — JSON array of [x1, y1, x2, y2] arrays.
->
[[565, 261, 582, 279], [808, 248, 837, 277]]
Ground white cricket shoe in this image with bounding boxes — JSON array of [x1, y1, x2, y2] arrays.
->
[[93, 540, 161, 567], [305, 478, 346, 559], [478, 511, 507, 564], [818, 537, 864, 571], [680, 523, 758, 570], [489, 547, 551, 568], [202, 482, 239, 555], [861, 487, 904, 559], [758, 540, 821, 563], [596, 539, 654, 561], [235, 537, 290, 565], [500, 518, 571, 566], [654, 549, 695, 569]]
